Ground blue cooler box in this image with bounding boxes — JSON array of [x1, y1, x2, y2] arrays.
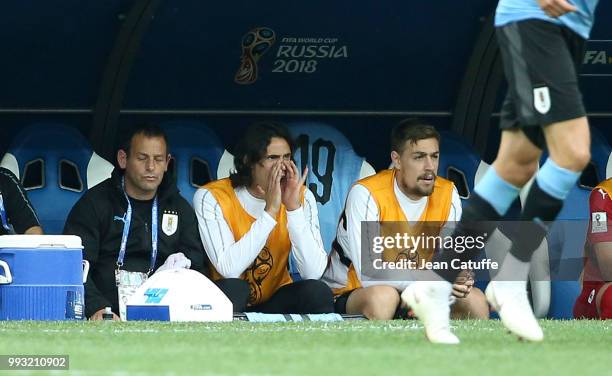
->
[[0, 235, 87, 320]]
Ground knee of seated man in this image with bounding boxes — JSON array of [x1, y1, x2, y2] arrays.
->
[[451, 288, 489, 320], [215, 278, 250, 311], [216, 278, 250, 293], [295, 280, 334, 305], [367, 286, 400, 308], [353, 286, 400, 320], [371, 289, 401, 320]]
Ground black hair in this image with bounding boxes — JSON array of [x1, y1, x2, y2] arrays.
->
[[119, 123, 169, 156], [390, 119, 440, 153], [229, 122, 294, 187]]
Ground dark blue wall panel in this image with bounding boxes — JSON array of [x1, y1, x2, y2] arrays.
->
[[0, 0, 131, 108], [123, 0, 496, 112]]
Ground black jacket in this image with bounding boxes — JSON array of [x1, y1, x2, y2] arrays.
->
[[0, 167, 40, 235], [64, 168, 205, 318]]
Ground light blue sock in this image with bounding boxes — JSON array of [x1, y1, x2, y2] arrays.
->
[[474, 167, 521, 216], [536, 158, 581, 200]]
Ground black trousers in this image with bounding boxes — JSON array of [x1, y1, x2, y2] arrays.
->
[[215, 278, 334, 314]]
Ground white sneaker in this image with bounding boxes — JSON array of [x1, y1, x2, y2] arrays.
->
[[401, 281, 459, 344], [485, 281, 544, 342]]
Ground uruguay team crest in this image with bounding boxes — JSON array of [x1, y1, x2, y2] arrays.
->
[[533, 86, 551, 115], [162, 211, 178, 236]]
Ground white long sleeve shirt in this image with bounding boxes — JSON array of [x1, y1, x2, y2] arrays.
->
[[322, 177, 462, 291], [193, 186, 327, 280]]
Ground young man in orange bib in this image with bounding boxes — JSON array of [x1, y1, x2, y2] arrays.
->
[[322, 120, 488, 320], [193, 122, 333, 314]]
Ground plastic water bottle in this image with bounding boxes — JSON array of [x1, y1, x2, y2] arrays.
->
[[102, 307, 114, 320]]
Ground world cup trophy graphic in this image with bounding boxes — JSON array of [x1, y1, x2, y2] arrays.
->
[[234, 27, 276, 85]]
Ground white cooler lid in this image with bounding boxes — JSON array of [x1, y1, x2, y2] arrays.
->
[[0, 235, 83, 249]]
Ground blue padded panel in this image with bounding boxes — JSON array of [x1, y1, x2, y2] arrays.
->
[[536, 151, 589, 318], [6, 124, 95, 234], [288, 122, 365, 252], [438, 131, 526, 220], [438, 131, 481, 198], [288, 122, 365, 281], [160, 121, 226, 205], [546, 186, 590, 319], [440, 131, 524, 220], [549, 281, 583, 319]]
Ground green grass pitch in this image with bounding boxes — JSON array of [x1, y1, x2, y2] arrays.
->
[[0, 320, 610, 375]]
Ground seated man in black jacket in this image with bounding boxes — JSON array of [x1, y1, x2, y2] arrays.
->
[[64, 124, 205, 320], [0, 167, 43, 235]]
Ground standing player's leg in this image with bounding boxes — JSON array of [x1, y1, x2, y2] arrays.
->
[[403, 20, 589, 343], [482, 119, 588, 342], [486, 19, 591, 339], [492, 118, 590, 286], [444, 124, 544, 273], [496, 118, 590, 282]]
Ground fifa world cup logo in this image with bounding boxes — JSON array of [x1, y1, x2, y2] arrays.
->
[[234, 27, 276, 85]]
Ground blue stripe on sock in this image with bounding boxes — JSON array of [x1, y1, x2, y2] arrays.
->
[[536, 158, 581, 200], [474, 167, 521, 216]]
